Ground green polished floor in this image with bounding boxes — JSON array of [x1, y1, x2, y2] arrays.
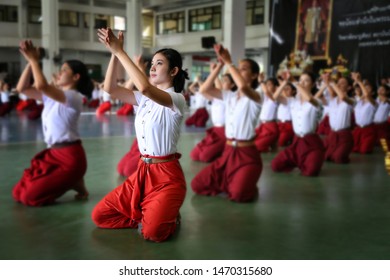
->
[[1, 113, 390, 260]]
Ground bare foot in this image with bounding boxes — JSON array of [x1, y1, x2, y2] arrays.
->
[[73, 178, 89, 200]]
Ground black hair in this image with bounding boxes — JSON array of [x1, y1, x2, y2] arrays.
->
[[222, 73, 237, 91], [154, 48, 189, 93], [65, 60, 93, 98], [285, 82, 297, 96], [2, 74, 14, 89], [266, 77, 279, 87], [241, 58, 260, 89]]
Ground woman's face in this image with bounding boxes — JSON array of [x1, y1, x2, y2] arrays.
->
[[57, 63, 78, 88], [299, 73, 313, 91], [378, 86, 387, 97], [283, 85, 294, 97], [238, 60, 257, 86], [149, 53, 172, 86], [337, 77, 349, 92], [266, 80, 277, 93], [222, 76, 234, 91]]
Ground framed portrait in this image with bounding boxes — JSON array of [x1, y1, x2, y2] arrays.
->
[[294, 0, 333, 60]]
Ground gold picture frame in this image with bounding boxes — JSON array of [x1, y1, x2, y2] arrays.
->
[[294, 0, 333, 60]]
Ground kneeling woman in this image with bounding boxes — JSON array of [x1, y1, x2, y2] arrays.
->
[[191, 44, 262, 202], [13, 40, 92, 206], [92, 29, 187, 242], [271, 72, 325, 176]]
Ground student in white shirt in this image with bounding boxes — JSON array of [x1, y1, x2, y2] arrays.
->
[[0, 75, 13, 117], [12, 40, 93, 206], [274, 79, 296, 146], [351, 73, 377, 154], [185, 76, 209, 127], [92, 28, 188, 242], [190, 65, 235, 162], [322, 74, 355, 163], [271, 72, 325, 176], [254, 77, 280, 152], [373, 84, 390, 145], [191, 44, 262, 202]]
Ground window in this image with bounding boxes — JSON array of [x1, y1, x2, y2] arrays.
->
[[0, 5, 18, 22], [156, 11, 184, 35], [59, 10, 79, 27], [28, 1, 41, 24], [246, 0, 264, 25], [94, 14, 126, 30], [189, 6, 221, 32]]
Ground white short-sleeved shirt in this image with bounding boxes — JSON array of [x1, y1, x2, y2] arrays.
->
[[210, 98, 225, 127], [354, 99, 377, 127], [19, 93, 28, 101], [102, 90, 111, 102], [134, 87, 185, 156], [223, 90, 261, 140], [41, 89, 83, 146], [374, 99, 390, 123], [277, 97, 293, 122], [259, 93, 278, 121], [194, 91, 208, 109], [290, 95, 322, 137], [92, 88, 100, 99], [328, 98, 353, 131], [1, 91, 10, 103]]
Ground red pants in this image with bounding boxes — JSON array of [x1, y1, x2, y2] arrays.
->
[[96, 101, 111, 115], [27, 104, 43, 120], [190, 126, 226, 162], [255, 122, 279, 152], [185, 108, 209, 127], [117, 139, 140, 177], [324, 129, 353, 163], [352, 125, 376, 154], [116, 103, 134, 115], [0, 103, 12, 116], [271, 134, 325, 176], [317, 115, 331, 135], [374, 122, 390, 145], [16, 100, 35, 111], [92, 155, 186, 242], [88, 99, 100, 108], [277, 121, 294, 147], [191, 145, 262, 202], [12, 141, 87, 206]]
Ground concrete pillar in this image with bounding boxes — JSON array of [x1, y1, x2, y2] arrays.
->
[[125, 0, 142, 59], [41, 0, 59, 78], [223, 0, 246, 64]]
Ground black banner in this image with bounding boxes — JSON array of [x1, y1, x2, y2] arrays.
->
[[269, 0, 390, 84]]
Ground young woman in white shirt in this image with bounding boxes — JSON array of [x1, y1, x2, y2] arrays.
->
[[322, 74, 355, 163], [274, 80, 296, 146], [92, 29, 188, 242], [13, 40, 93, 206], [271, 72, 325, 176], [190, 65, 235, 162], [254, 77, 280, 152], [351, 73, 377, 154], [191, 44, 262, 202], [373, 84, 390, 145]]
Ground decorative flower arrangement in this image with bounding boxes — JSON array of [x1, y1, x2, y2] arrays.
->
[[319, 54, 350, 80], [277, 50, 313, 77]]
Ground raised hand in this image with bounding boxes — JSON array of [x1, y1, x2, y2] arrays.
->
[[97, 28, 124, 54], [19, 40, 40, 62], [213, 44, 232, 65], [133, 54, 147, 73]]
